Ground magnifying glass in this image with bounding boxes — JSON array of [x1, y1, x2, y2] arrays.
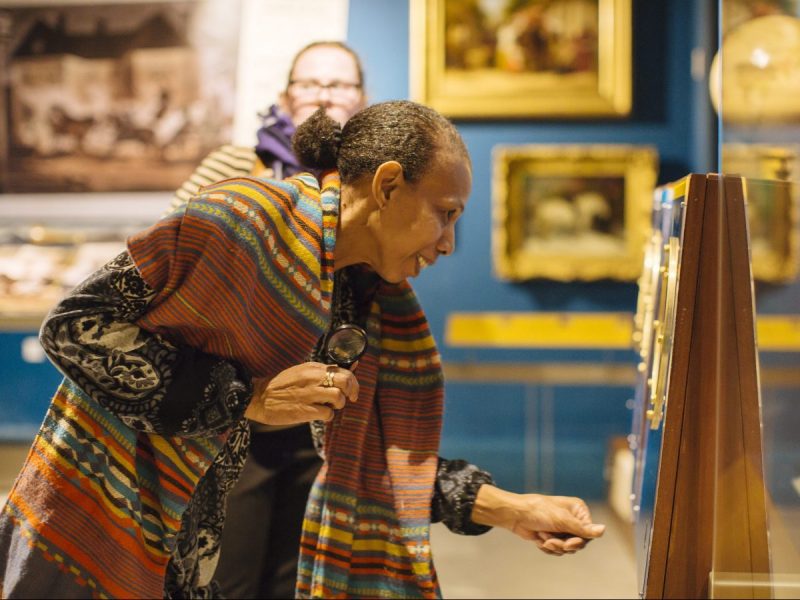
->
[[324, 323, 368, 369]]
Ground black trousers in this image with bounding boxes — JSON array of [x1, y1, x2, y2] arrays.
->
[[213, 424, 323, 599]]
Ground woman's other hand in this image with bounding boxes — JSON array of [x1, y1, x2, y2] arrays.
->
[[470, 485, 606, 556], [244, 362, 359, 426]]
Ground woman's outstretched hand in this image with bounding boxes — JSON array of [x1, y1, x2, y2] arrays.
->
[[470, 485, 606, 555], [245, 362, 359, 426]]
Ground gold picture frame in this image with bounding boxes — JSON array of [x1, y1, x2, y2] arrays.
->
[[409, 0, 632, 119], [721, 143, 800, 282], [492, 144, 658, 281]]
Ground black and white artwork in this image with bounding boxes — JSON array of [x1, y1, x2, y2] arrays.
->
[[0, 1, 241, 192]]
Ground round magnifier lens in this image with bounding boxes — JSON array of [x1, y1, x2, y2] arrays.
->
[[325, 324, 368, 368]]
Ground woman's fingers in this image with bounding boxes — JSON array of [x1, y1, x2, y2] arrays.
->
[[315, 387, 348, 410], [536, 530, 585, 554], [247, 362, 361, 426], [317, 364, 359, 403], [310, 404, 335, 422], [541, 539, 582, 554]]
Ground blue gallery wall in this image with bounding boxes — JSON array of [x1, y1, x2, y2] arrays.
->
[[348, 0, 712, 335], [0, 332, 57, 439], [347, 0, 716, 498]]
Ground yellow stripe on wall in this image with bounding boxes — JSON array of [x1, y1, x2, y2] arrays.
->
[[756, 316, 800, 351], [446, 312, 635, 349], [445, 312, 800, 352]]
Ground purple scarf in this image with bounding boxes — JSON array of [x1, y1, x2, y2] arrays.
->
[[255, 104, 303, 178]]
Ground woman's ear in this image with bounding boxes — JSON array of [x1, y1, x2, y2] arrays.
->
[[371, 161, 403, 209]]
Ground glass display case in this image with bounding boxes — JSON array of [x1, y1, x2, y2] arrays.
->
[[631, 174, 772, 598], [0, 192, 165, 439], [630, 2, 800, 597], [0, 193, 165, 327], [629, 177, 685, 595], [717, 1, 800, 595]]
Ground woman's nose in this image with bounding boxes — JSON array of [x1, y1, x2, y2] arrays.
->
[[437, 226, 455, 256]]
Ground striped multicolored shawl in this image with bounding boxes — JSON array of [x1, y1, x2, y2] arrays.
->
[[297, 276, 444, 599], [0, 171, 444, 598]]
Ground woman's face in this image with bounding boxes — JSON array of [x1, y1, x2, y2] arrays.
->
[[280, 45, 366, 127], [371, 153, 472, 283]]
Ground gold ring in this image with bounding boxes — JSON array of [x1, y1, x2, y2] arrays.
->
[[321, 365, 336, 388]]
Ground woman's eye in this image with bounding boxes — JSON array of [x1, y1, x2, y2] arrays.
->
[[443, 209, 457, 222]]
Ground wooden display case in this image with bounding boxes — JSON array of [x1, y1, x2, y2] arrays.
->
[[631, 174, 771, 599]]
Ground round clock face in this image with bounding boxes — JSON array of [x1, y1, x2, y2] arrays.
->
[[710, 14, 800, 122]]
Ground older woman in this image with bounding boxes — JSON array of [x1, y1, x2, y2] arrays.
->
[[0, 101, 604, 599]]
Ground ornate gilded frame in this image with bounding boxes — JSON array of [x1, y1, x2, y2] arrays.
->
[[721, 143, 800, 282], [409, 0, 632, 118], [492, 144, 658, 281]]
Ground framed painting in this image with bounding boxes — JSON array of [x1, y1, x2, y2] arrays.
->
[[0, 0, 241, 193], [492, 144, 658, 281], [722, 143, 800, 282], [410, 0, 632, 119]]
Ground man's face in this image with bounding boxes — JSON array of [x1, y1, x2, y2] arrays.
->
[[280, 45, 366, 127]]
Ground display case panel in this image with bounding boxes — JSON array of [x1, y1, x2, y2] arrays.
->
[[631, 174, 771, 599], [716, 3, 800, 594], [630, 177, 687, 594], [0, 193, 165, 327]]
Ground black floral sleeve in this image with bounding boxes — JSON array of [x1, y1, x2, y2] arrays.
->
[[431, 457, 495, 535], [39, 250, 252, 437]]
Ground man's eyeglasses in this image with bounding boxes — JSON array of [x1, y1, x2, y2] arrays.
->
[[288, 79, 362, 98]]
